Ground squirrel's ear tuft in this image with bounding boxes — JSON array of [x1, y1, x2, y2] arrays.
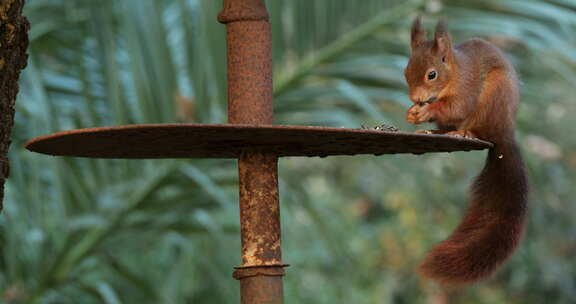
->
[[411, 16, 427, 50], [433, 20, 452, 54]]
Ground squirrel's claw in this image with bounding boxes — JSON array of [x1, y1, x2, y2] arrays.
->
[[415, 129, 433, 134], [446, 130, 477, 139]]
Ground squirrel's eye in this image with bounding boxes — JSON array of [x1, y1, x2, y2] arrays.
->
[[427, 70, 437, 80]]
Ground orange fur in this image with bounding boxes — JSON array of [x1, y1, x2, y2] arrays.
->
[[405, 18, 528, 285]]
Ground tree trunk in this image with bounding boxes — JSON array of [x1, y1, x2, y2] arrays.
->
[[0, 0, 29, 211]]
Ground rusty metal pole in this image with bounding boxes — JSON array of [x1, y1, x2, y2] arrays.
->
[[218, 0, 286, 303]]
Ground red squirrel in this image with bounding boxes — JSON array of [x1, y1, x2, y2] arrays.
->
[[404, 17, 528, 285]]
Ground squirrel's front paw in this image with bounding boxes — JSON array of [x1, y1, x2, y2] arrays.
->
[[406, 104, 433, 125]]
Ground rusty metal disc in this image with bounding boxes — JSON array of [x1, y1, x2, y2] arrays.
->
[[25, 124, 492, 159]]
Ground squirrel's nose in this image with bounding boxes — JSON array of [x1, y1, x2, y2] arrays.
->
[[409, 88, 428, 102]]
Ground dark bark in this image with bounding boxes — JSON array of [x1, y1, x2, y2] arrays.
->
[[0, 0, 29, 211]]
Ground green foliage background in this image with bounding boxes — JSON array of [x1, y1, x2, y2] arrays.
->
[[1, 0, 576, 303]]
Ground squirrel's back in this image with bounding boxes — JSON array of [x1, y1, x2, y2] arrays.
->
[[452, 38, 520, 140], [457, 38, 510, 65], [456, 38, 518, 83]]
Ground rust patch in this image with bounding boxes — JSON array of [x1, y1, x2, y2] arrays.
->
[[237, 275, 284, 304], [238, 153, 282, 266], [218, 0, 269, 24], [221, 21, 273, 124]]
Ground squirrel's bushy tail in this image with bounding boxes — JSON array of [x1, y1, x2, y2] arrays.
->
[[419, 138, 528, 285]]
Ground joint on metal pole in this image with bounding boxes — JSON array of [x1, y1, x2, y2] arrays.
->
[[233, 264, 290, 280]]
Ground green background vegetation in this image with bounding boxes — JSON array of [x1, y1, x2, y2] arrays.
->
[[2, 0, 576, 303]]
